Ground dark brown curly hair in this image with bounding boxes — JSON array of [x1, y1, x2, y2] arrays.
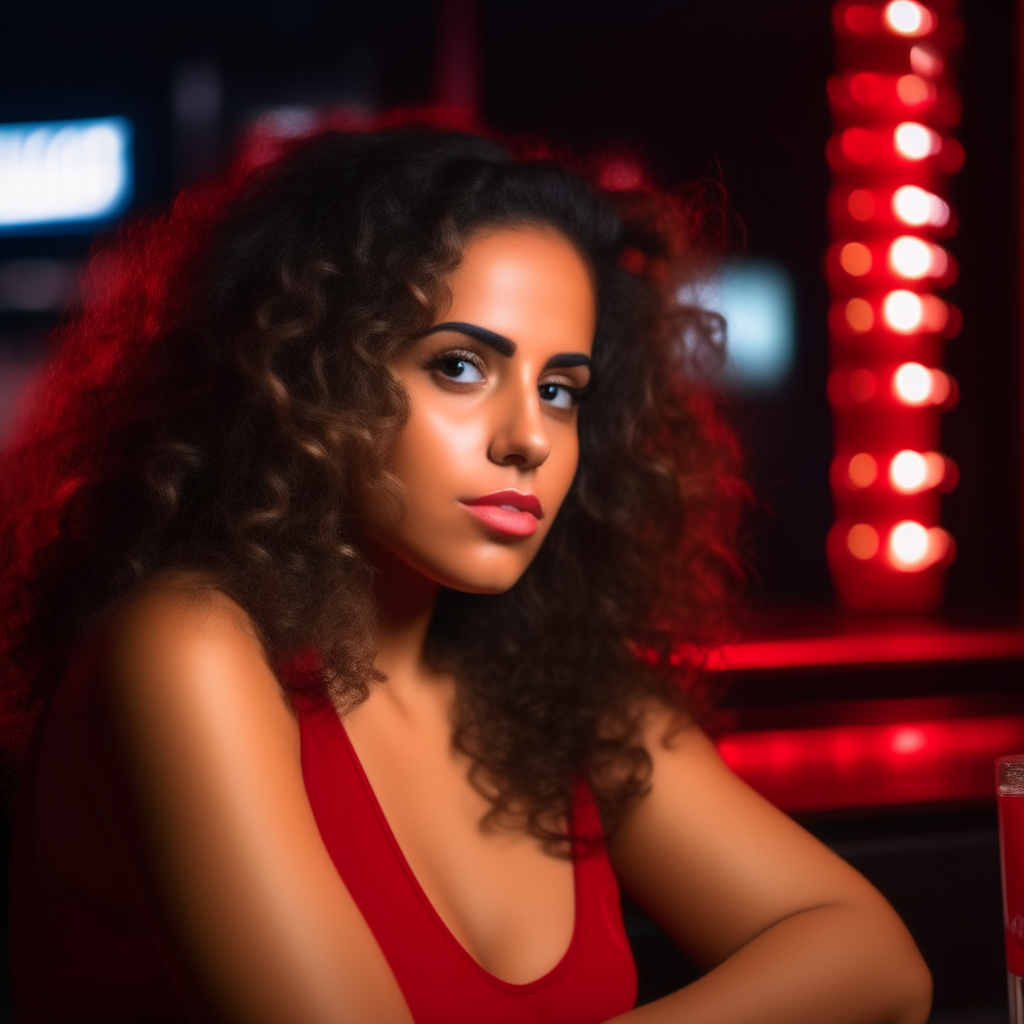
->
[[0, 124, 745, 844]]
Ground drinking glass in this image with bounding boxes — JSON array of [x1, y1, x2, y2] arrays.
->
[[998, 754, 1024, 1024]]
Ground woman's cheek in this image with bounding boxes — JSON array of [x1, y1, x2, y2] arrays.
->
[[405, 408, 481, 500]]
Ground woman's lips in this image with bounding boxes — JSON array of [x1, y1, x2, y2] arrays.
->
[[461, 490, 543, 539]]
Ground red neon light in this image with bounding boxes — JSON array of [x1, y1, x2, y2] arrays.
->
[[717, 715, 1024, 812], [891, 361, 954, 406], [829, 237, 956, 287], [837, 2, 940, 39], [829, 71, 939, 115], [826, 1, 962, 611], [705, 628, 1024, 672]]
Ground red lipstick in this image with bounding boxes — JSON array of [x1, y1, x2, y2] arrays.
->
[[461, 490, 544, 539]]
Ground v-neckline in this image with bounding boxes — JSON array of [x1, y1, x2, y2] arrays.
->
[[332, 708, 582, 991]]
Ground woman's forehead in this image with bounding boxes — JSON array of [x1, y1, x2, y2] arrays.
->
[[442, 227, 596, 355]]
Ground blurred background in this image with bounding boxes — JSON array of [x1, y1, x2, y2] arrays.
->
[[0, 1, 1020, 1020]]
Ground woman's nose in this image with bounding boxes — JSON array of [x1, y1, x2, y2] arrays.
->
[[488, 382, 550, 468]]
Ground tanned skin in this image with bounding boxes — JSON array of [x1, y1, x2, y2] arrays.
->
[[34, 227, 932, 1022]]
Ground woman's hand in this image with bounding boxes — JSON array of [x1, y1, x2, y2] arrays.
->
[[605, 708, 932, 1024], [85, 581, 413, 1023]]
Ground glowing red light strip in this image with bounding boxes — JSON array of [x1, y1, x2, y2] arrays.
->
[[718, 714, 1024, 811], [826, 1, 962, 608], [705, 628, 1024, 671]]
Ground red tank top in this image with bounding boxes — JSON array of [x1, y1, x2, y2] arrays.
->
[[10, 660, 636, 1023], [300, 703, 638, 1023]]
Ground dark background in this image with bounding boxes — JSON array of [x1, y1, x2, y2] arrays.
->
[[0, 3, 1019, 1021]]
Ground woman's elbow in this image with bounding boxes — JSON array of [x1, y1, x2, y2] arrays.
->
[[891, 948, 932, 1024], [869, 912, 932, 1024]]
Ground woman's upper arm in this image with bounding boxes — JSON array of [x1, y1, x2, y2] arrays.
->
[[607, 708, 909, 969], [89, 585, 411, 1024]]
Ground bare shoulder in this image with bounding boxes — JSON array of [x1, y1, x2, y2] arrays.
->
[[107, 571, 266, 672], [105, 572, 289, 705], [98, 571, 299, 776]]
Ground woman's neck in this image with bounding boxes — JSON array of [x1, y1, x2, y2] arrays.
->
[[365, 541, 445, 710]]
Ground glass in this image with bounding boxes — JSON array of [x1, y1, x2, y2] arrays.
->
[[998, 754, 1024, 1024]]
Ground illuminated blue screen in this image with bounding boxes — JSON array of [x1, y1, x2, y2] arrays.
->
[[681, 261, 796, 390], [0, 117, 133, 232]]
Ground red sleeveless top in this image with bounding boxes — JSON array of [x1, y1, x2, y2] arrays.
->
[[10, 665, 637, 1022], [300, 703, 638, 1024]]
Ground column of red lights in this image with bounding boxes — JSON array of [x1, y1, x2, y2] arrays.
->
[[826, 0, 963, 611]]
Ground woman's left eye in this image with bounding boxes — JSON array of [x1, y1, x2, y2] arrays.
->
[[539, 382, 578, 409]]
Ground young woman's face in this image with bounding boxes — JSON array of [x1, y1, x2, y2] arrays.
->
[[379, 225, 596, 594]]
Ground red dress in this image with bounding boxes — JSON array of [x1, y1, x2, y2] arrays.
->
[[300, 702, 638, 1023], [10, 669, 637, 1022]]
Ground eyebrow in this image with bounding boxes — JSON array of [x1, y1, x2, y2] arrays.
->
[[544, 353, 592, 372], [423, 321, 592, 373], [423, 321, 516, 357]]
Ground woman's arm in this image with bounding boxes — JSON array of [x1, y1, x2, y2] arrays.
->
[[86, 582, 413, 1023], [606, 709, 932, 1024]]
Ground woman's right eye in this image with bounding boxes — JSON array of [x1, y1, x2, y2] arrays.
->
[[432, 353, 485, 383]]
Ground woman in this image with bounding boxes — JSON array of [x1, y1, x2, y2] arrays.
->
[[1, 126, 931, 1022]]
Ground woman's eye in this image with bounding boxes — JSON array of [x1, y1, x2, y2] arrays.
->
[[539, 382, 578, 410], [434, 355, 485, 383]]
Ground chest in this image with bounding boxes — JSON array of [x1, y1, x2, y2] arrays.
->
[[342, 695, 576, 985]]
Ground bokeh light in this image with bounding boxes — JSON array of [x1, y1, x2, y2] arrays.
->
[[888, 520, 929, 567], [892, 185, 950, 227], [921, 294, 949, 331], [886, 521, 951, 570], [0, 118, 134, 228], [910, 44, 944, 78], [890, 726, 927, 754], [896, 74, 933, 106], [884, 1, 934, 37], [846, 297, 874, 332], [847, 188, 876, 221], [894, 121, 938, 160], [883, 289, 923, 332], [890, 450, 927, 491], [847, 523, 880, 560], [890, 450, 926, 491], [678, 262, 795, 389], [892, 362, 932, 404], [926, 368, 951, 404], [889, 450, 946, 492], [848, 453, 878, 488], [840, 242, 872, 276], [888, 236, 935, 278]]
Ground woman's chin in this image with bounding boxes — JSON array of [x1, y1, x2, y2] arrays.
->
[[373, 538, 531, 597], [429, 562, 527, 596], [425, 548, 537, 595], [444, 577, 519, 597]]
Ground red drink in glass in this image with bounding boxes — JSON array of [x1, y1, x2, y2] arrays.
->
[[998, 754, 1024, 1023]]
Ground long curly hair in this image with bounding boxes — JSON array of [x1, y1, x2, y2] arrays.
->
[[0, 125, 745, 843]]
